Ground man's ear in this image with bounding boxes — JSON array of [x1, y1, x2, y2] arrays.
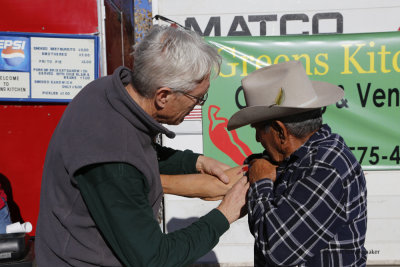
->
[[154, 87, 172, 109], [272, 120, 288, 144]]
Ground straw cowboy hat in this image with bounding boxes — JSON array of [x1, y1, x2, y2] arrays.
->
[[227, 60, 344, 130]]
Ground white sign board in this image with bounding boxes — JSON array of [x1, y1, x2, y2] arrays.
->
[[155, 0, 400, 36], [0, 33, 98, 102], [31, 37, 95, 100], [0, 72, 30, 98]]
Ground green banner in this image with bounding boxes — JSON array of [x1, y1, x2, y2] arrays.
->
[[203, 31, 400, 170]]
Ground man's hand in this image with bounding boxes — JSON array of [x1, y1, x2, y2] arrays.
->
[[161, 166, 245, 200], [248, 158, 278, 184], [201, 165, 246, 201], [196, 155, 230, 183], [217, 176, 249, 224]]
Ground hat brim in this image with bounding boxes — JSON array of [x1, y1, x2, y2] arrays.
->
[[227, 80, 344, 130]]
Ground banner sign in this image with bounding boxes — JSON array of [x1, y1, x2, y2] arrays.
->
[[0, 32, 98, 102], [203, 31, 400, 170]]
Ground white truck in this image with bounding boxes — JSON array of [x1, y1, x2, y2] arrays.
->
[[153, 0, 400, 265]]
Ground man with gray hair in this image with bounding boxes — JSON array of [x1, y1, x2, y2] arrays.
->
[[228, 60, 367, 266], [36, 25, 249, 266]]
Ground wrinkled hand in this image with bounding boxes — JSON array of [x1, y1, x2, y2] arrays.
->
[[196, 155, 230, 183], [248, 158, 278, 184], [217, 176, 250, 224]]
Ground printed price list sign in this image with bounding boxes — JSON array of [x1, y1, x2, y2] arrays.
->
[[0, 32, 98, 102], [31, 37, 95, 100]]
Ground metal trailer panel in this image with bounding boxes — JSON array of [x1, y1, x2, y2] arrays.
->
[[156, 0, 400, 265], [0, 0, 99, 234]]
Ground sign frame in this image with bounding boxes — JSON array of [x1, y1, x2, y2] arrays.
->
[[0, 31, 99, 103]]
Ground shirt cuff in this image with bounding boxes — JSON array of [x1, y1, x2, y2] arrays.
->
[[202, 208, 230, 236], [183, 151, 201, 173], [248, 178, 274, 200]]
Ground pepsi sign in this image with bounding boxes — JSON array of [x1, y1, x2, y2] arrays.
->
[[0, 36, 30, 71]]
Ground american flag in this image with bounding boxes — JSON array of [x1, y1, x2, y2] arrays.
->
[[184, 106, 202, 120]]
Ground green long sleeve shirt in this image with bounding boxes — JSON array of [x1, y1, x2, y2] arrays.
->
[[75, 148, 229, 267]]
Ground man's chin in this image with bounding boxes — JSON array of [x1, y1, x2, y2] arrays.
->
[[176, 118, 185, 125], [164, 117, 185, 126]]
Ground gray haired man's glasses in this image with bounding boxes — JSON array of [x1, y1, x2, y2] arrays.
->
[[175, 90, 208, 106]]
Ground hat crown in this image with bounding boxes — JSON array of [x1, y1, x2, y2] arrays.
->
[[242, 61, 317, 108], [227, 60, 344, 131]]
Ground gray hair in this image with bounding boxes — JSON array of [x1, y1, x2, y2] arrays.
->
[[132, 25, 221, 98], [281, 109, 323, 138], [263, 109, 322, 139], [282, 117, 322, 138]]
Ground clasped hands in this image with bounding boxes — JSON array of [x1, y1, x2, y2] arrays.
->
[[161, 155, 250, 223], [161, 155, 247, 201], [161, 155, 278, 224]]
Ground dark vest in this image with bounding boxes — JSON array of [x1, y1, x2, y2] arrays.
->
[[35, 67, 175, 266]]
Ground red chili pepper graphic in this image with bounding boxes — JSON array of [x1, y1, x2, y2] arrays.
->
[[208, 105, 252, 165]]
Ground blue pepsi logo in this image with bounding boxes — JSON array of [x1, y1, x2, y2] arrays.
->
[[1, 46, 25, 67]]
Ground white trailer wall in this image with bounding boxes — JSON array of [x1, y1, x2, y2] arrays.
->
[[155, 1, 400, 265]]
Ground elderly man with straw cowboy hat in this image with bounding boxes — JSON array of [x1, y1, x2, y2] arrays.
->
[[228, 60, 367, 267]]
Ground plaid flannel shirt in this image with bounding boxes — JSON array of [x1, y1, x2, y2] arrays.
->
[[247, 124, 367, 266]]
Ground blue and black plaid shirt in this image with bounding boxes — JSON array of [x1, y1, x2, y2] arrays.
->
[[247, 124, 367, 266]]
